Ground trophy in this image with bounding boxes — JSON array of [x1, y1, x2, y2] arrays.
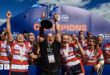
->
[[40, 19, 52, 29], [40, 4, 59, 29]]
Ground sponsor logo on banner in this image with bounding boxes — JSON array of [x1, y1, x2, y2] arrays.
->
[[98, 33, 110, 41], [61, 14, 70, 21], [104, 33, 110, 40]]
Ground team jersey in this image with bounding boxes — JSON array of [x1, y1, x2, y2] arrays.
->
[[60, 44, 81, 67], [82, 48, 103, 65], [79, 39, 87, 48], [10, 42, 32, 72], [25, 41, 32, 48], [0, 40, 11, 64], [103, 43, 110, 64]]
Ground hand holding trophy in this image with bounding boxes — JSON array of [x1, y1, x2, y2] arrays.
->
[[53, 13, 60, 21], [40, 12, 52, 29]]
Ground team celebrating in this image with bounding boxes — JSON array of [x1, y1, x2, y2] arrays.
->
[[0, 10, 109, 75]]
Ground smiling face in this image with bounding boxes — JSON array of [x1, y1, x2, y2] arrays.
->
[[97, 36, 103, 44], [72, 34, 77, 40], [47, 33, 54, 44], [87, 32, 92, 38], [62, 34, 69, 45], [16, 34, 24, 42], [80, 34, 85, 40], [1, 32, 8, 40], [79, 31, 84, 36], [88, 38, 96, 47], [29, 33, 35, 42]]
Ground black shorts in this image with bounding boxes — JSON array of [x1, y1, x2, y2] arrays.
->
[[10, 71, 29, 75], [67, 63, 84, 75], [42, 68, 60, 75]]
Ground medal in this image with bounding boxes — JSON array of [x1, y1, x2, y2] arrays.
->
[[20, 44, 25, 62]]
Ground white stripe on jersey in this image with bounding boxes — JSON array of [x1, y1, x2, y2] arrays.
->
[[66, 60, 80, 67], [66, 55, 75, 60], [0, 60, 10, 64], [1, 42, 7, 48], [0, 52, 9, 56], [13, 55, 28, 61], [104, 47, 110, 50], [13, 44, 27, 51]]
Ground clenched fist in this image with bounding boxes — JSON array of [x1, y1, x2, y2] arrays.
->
[[6, 10, 12, 18], [53, 13, 60, 21], [41, 11, 46, 19]]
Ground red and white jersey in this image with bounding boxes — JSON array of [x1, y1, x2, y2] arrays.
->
[[103, 43, 110, 64], [79, 39, 87, 48], [25, 41, 32, 49], [60, 44, 81, 67], [10, 43, 32, 72], [0, 40, 11, 64], [70, 42, 82, 60], [83, 48, 103, 65]]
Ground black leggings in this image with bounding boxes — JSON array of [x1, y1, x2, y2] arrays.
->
[[42, 69, 60, 75]]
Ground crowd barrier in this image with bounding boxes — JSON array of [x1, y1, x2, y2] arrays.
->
[[0, 65, 110, 75]]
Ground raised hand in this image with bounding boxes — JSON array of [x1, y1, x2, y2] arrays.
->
[[41, 11, 46, 19], [6, 10, 12, 18], [53, 13, 60, 21], [94, 63, 101, 71]]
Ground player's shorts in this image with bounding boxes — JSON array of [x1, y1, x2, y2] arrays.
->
[[10, 71, 29, 75], [66, 63, 84, 75]]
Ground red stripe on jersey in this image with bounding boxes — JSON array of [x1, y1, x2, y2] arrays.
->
[[0, 48, 7, 52], [10, 69, 28, 72], [84, 62, 97, 65], [10, 43, 31, 72], [11, 59, 29, 65], [0, 56, 10, 61], [68, 51, 75, 56], [61, 44, 80, 66], [82, 48, 102, 65], [66, 57, 78, 63], [80, 62, 85, 73]]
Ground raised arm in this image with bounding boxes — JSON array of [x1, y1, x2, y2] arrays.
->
[[53, 13, 61, 43], [29, 46, 40, 59], [39, 12, 46, 42], [94, 50, 104, 71], [29, 53, 38, 59], [76, 38, 85, 55], [6, 10, 14, 42], [39, 26, 45, 42]]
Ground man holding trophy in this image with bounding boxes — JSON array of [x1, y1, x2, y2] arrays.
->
[[39, 12, 61, 75]]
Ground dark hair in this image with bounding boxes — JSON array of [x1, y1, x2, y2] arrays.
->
[[61, 33, 68, 38], [97, 35, 103, 39], [92, 37, 99, 55], [1, 31, 7, 36], [86, 31, 92, 35], [79, 30, 84, 34], [61, 34, 68, 42], [92, 36, 96, 39], [88, 37, 98, 55]]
